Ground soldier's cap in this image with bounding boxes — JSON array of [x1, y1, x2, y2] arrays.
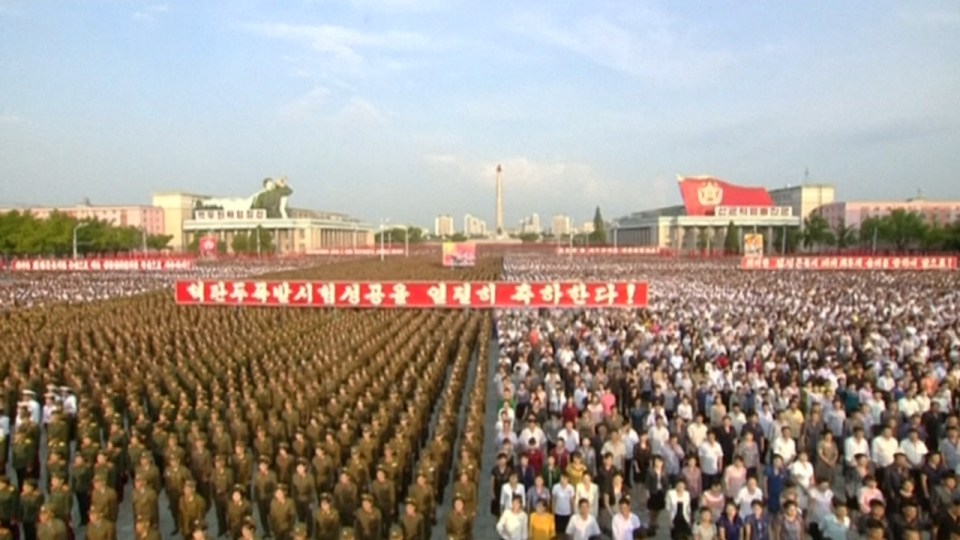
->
[[192, 519, 207, 532], [93, 474, 108, 482], [362, 424, 371, 432], [184, 480, 196, 488], [22, 479, 37, 489], [215, 454, 226, 462], [258, 455, 271, 465], [361, 493, 373, 502], [277, 484, 288, 492], [297, 457, 308, 466], [278, 442, 289, 450], [293, 523, 308, 535], [452, 493, 463, 502], [232, 484, 245, 494], [405, 498, 417, 507], [340, 527, 356, 539], [22, 389, 36, 397], [320, 492, 333, 502], [389, 526, 404, 539], [376, 465, 387, 473]]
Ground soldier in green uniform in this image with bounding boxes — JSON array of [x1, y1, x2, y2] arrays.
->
[[164, 456, 191, 535], [291, 459, 315, 536], [12, 427, 35, 487], [211, 454, 235, 537], [134, 516, 161, 540], [291, 523, 309, 540], [231, 443, 253, 493], [406, 474, 435, 526], [268, 485, 297, 540], [312, 446, 334, 495], [252, 457, 277, 538], [36, 505, 67, 540], [339, 527, 357, 540], [399, 498, 425, 540], [239, 518, 260, 540], [0, 476, 17, 535], [315, 493, 341, 540], [91, 474, 120, 523], [445, 495, 472, 540], [388, 526, 404, 540], [452, 471, 477, 519], [45, 475, 72, 534], [370, 467, 395, 534], [354, 494, 382, 540], [85, 508, 117, 540], [226, 485, 252, 540], [70, 454, 93, 525], [19, 479, 44, 540], [333, 473, 359, 528], [178, 480, 207, 538], [132, 475, 159, 528]]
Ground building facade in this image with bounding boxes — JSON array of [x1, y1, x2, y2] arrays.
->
[[613, 176, 808, 252], [1, 204, 166, 235], [817, 198, 960, 230], [463, 214, 487, 237], [435, 214, 455, 237], [768, 184, 836, 221], [552, 215, 573, 236]]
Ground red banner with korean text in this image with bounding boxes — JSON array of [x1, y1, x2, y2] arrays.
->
[[312, 248, 405, 256], [555, 247, 663, 256], [174, 280, 649, 309], [10, 258, 196, 272], [741, 256, 958, 271]]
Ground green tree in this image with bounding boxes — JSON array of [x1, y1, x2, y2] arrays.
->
[[450, 232, 468, 242], [231, 232, 250, 254], [406, 226, 424, 243], [146, 234, 173, 250], [833, 220, 857, 251], [773, 227, 802, 254], [250, 226, 274, 254], [859, 217, 883, 251], [518, 232, 540, 243], [590, 206, 607, 244], [723, 221, 740, 254], [802, 214, 832, 252], [879, 209, 926, 251]]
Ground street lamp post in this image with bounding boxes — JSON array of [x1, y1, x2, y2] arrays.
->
[[72, 222, 89, 260], [380, 218, 390, 262]]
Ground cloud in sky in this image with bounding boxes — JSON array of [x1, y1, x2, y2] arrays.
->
[[133, 3, 169, 23]]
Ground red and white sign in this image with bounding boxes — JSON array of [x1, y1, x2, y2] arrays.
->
[[10, 258, 196, 272], [199, 236, 219, 256], [678, 176, 774, 217], [312, 248, 405, 256], [555, 247, 662, 256], [741, 256, 959, 271], [175, 280, 649, 309]]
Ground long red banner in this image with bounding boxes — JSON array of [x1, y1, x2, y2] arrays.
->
[[741, 256, 958, 271], [10, 258, 196, 272], [175, 280, 649, 309], [555, 247, 662, 256], [311, 248, 405, 256]]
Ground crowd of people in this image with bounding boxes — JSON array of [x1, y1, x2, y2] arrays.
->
[[489, 255, 960, 540], [0, 258, 338, 310], [0, 257, 500, 540]]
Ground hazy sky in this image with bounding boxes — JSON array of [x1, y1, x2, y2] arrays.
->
[[1, 1, 958, 228]]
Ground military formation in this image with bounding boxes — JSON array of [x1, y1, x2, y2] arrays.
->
[[0, 257, 501, 540]]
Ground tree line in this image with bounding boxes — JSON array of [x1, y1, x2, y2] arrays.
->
[[0, 210, 173, 256], [743, 209, 960, 254]]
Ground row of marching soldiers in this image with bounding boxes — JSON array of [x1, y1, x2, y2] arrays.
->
[[0, 310, 490, 540]]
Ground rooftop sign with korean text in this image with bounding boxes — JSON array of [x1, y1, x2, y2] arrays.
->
[[741, 256, 958, 271], [175, 280, 649, 309], [677, 176, 774, 217]]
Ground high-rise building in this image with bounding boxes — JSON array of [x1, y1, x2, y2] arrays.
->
[[581, 221, 595, 234], [552, 214, 572, 236], [464, 214, 487, 237], [495, 164, 504, 236], [520, 213, 541, 234], [817, 198, 960, 230], [434, 214, 455, 237]]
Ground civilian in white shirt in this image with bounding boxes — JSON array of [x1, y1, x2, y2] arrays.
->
[[575, 473, 600, 519], [665, 480, 692, 538], [551, 475, 576, 533], [698, 431, 724, 487], [496, 496, 529, 540], [687, 415, 708, 451], [735, 477, 764, 518], [844, 428, 870, 466], [500, 474, 526, 515], [772, 427, 797, 465], [648, 416, 670, 456], [788, 451, 815, 507], [808, 478, 835, 529], [871, 426, 899, 470], [899, 429, 929, 469], [561, 421, 581, 454], [566, 499, 601, 540], [611, 498, 643, 540], [818, 504, 850, 540]]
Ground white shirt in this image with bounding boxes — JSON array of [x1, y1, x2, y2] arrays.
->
[[899, 438, 928, 468], [611, 512, 642, 540], [566, 513, 601, 540], [552, 483, 575, 516], [809, 488, 834, 522], [561, 428, 581, 454], [871, 436, 899, 468], [496, 509, 529, 540], [501, 483, 526, 513], [772, 437, 797, 465], [844, 437, 869, 466], [819, 513, 850, 540], [789, 461, 814, 491], [665, 489, 692, 523], [699, 442, 724, 475], [736, 486, 764, 518], [575, 482, 600, 518], [687, 422, 708, 449]]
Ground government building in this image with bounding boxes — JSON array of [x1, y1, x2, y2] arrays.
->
[[612, 176, 835, 253]]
